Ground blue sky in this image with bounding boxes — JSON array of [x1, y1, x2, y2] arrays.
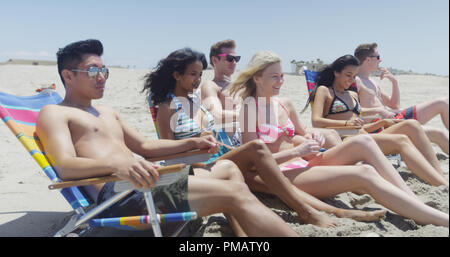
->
[[1, 0, 448, 75]]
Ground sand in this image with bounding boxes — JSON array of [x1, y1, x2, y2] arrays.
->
[[0, 64, 448, 237]]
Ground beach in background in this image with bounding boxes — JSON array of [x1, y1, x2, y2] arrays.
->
[[0, 64, 448, 237]]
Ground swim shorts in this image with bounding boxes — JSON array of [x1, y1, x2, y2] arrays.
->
[[96, 166, 192, 218], [371, 105, 417, 133], [393, 105, 417, 120]]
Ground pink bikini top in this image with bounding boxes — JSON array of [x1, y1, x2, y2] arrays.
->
[[255, 98, 296, 144]]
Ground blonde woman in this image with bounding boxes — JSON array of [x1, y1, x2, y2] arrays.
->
[[230, 51, 449, 227]]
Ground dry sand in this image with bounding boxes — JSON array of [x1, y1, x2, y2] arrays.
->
[[0, 64, 448, 237]]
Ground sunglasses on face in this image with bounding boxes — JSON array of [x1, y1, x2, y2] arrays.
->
[[72, 66, 109, 79], [217, 53, 241, 63], [369, 55, 381, 60]]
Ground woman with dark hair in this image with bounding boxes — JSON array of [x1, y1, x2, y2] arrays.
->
[[232, 51, 448, 227], [308, 55, 448, 188], [142, 48, 388, 233]]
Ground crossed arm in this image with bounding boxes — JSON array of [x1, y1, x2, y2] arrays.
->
[[200, 81, 238, 123]]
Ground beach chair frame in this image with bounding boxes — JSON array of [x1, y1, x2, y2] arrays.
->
[[0, 89, 199, 237]]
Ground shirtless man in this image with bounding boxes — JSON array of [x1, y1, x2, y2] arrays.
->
[[354, 43, 449, 154], [200, 39, 341, 148], [35, 39, 299, 237]]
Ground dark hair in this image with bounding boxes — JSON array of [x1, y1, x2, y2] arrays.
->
[[354, 43, 378, 63], [142, 48, 208, 106], [209, 39, 236, 67], [301, 55, 360, 113], [56, 39, 103, 87]]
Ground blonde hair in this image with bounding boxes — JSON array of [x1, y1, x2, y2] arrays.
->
[[230, 51, 282, 100]]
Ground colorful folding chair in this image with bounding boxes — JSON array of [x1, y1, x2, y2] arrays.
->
[[0, 89, 198, 237]]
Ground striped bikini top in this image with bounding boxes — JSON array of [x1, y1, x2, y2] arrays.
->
[[169, 93, 215, 140]]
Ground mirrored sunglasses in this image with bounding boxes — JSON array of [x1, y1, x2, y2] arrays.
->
[[72, 66, 109, 79]]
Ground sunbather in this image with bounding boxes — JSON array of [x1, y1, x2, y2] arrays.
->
[[354, 43, 449, 155], [143, 47, 387, 227], [35, 39, 300, 237], [229, 50, 449, 227], [306, 55, 448, 188], [200, 39, 342, 149]]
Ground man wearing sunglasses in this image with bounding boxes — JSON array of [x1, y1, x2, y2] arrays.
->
[[200, 39, 241, 125], [355, 43, 449, 154], [35, 39, 300, 237]]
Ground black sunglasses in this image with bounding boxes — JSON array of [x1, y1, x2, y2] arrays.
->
[[369, 55, 381, 60], [218, 54, 241, 63]]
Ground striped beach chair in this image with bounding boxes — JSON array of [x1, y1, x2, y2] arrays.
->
[[0, 89, 198, 237]]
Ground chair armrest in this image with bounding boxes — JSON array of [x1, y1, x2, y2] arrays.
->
[[48, 164, 186, 190], [147, 149, 211, 165], [146, 149, 210, 162], [325, 126, 361, 136]]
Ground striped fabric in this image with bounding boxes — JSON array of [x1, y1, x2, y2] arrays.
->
[[147, 93, 215, 139], [89, 212, 198, 230], [170, 94, 215, 140], [304, 69, 318, 97], [147, 93, 240, 164], [0, 90, 90, 210]]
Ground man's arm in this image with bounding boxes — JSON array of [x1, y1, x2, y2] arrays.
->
[[116, 109, 217, 159], [200, 81, 237, 123], [378, 68, 400, 109], [355, 77, 396, 118]]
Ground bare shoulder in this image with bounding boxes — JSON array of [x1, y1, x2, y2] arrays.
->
[[201, 80, 220, 96], [278, 97, 296, 113], [356, 76, 375, 89], [155, 101, 175, 119], [38, 104, 69, 122], [315, 85, 332, 97]]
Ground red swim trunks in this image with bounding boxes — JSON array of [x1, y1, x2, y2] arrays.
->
[[371, 105, 417, 133], [393, 105, 417, 120]]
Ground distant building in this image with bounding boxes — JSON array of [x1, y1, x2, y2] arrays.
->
[[290, 59, 326, 74], [0, 59, 57, 66]]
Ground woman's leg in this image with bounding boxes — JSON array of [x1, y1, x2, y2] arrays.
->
[[415, 97, 449, 130], [244, 170, 386, 222], [216, 140, 340, 227], [307, 135, 419, 199], [382, 120, 445, 173], [187, 175, 299, 236], [283, 164, 449, 227], [306, 127, 342, 148], [422, 126, 449, 155], [370, 133, 448, 187]]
